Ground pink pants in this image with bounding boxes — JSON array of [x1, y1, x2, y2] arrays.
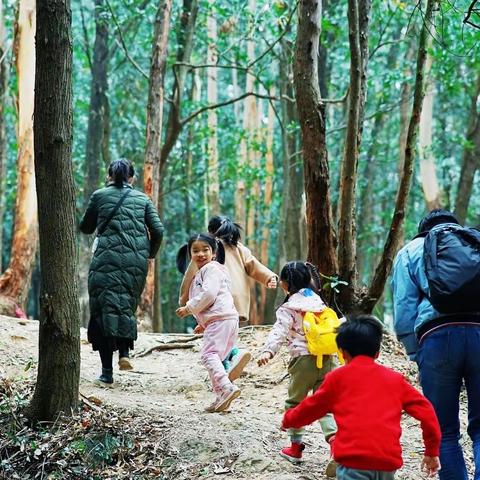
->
[[201, 319, 238, 394]]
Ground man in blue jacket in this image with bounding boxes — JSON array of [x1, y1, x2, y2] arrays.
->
[[392, 209, 480, 480]]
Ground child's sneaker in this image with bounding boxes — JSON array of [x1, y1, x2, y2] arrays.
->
[[118, 357, 133, 370], [228, 349, 252, 381], [204, 399, 218, 413], [214, 385, 241, 412], [280, 442, 305, 463]]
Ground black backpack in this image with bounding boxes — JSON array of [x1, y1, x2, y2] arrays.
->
[[423, 225, 480, 314]]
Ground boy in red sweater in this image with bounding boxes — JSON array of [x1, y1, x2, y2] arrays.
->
[[282, 315, 441, 479]]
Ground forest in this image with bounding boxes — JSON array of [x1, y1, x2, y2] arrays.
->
[[0, 0, 477, 477], [0, 0, 478, 335]]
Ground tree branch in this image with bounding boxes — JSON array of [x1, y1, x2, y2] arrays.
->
[[180, 92, 277, 127], [105, 0, 149, 80], [464, 0, 480, 29], [79, 0, 92, 71]]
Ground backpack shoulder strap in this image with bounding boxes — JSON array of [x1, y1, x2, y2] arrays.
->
[[97, 188, 131, 236]]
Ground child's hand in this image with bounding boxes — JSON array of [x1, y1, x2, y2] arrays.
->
[[421, 456, 441, 476], [176, 306, 189, 318], [257, 351, 272, 366], [193, 324, 205, 334], [266, 275, 278, 289]]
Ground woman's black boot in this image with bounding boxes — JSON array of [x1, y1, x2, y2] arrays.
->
[[95, 368, 114, 388]]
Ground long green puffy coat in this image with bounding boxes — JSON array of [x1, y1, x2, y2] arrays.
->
[[80, 183, 164, 342]]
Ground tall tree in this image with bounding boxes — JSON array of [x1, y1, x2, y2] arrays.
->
[[29, 0, 80, 421], [79, 0, 110, 327], [0, 0, 9, 272], [206, 4, 220, 214], [363, 0, 439, 312], [337, 0, 371, 310], [84, 0, 110, 205], [0, 0, 37, 315], [140, 0, 173, 332], [455, 72, 480, 223], [294, 0, 337, 278], [418, 43, 441, 210]]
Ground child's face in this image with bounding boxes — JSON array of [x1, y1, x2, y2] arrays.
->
[[190, 240, 214, 269]]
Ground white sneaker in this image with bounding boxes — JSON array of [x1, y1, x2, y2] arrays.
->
[[228, 349, 252, 381], [214, 385, 241, 412]]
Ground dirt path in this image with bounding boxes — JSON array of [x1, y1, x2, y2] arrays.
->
[[0, 316, 474, 479]]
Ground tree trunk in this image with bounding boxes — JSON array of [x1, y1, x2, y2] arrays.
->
[[79, 0, 110, 328], [84, 0, 109, 205], [235, 0, 256, 228], [418, 51, 441, 210], [454, 72, 480, 224], [259, 87, 275, 322], [206, 6, 220, 215], [0, 1, 9, 272], [363, 0, 438, 313], [294, 0, 337, 278], [337, 0, 361, 309], [29, 0, 80, 422], [0, 0, 37, 315], [140, 0, 172, 332]]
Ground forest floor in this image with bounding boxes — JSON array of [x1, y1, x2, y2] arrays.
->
[[0, 316, 475, 479]]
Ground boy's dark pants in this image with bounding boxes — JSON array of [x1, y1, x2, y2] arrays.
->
[[336, 465, 395, 479]]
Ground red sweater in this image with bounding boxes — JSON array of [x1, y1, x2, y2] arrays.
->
[[282, 355, 440, 471]]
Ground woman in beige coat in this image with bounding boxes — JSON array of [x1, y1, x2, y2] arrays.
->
[[179, 216, 278, 379]]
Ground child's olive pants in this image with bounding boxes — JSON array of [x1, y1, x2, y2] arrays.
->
[[285, 354, 337, 441]]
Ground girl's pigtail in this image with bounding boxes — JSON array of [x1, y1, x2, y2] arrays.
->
[[176, 244, 190, 274], [305, 261, 322, 294], [215, 239, 226, 264], [213, 217, 242, 246]]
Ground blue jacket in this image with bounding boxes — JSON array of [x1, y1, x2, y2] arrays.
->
[[390, 225, 458, 359]]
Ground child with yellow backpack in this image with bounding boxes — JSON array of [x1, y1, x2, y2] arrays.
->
[[257, 261, 343, 477]]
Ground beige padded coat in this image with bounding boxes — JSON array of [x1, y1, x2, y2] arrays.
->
[[179, 241, 277, 321]]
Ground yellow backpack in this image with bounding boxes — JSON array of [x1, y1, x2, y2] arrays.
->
[[302, 307, 344, 368]]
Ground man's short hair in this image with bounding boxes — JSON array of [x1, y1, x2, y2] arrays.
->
[[336, 314, 384, 358], [417, 209, 460, 235]]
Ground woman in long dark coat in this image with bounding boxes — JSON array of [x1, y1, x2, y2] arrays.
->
[[80, 159, 164, 387]]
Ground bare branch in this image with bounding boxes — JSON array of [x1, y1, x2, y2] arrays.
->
[[464, 0, 480, 29], [105, 0, 148, 80], [180, 92, 277, 127]]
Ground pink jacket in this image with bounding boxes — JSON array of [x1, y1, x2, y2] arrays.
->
[[262, 288, 327, 358], [186, 261, 239, 327]]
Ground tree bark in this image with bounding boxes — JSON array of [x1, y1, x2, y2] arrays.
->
[[454, 72, 480, 224], [206, 5, 220, 215], [294, 0, 337, 278], [235, 0, 257, 228], [79, 0, 110, 328], [140, 0, 173, 332], [419, 51, 441, 210], [0, 0, 38, 315], [337, 0, 363, 309], [29, 0, 80, 422], [363, 0, 438, 312], [84, 0, 109, 206], [0, 2, 9, 272]]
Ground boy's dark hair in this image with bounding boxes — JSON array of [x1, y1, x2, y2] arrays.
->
[[108, 159, 135, 187], [279, 261, 321, 301], [335, 314, 384, 358], [417, 209, 460, 235], [208, 215, 242, 246], [176, 233, 226, 274]]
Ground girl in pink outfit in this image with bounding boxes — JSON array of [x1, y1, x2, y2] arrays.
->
[[176, 233, 241, 413]]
